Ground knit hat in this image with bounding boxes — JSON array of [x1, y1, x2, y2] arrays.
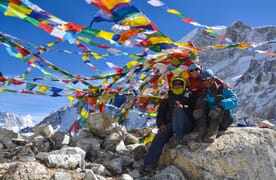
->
[[200, 69, 215, 79], [188, 63, 201, 71]]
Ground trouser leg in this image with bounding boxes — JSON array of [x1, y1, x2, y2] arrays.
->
[[172, 109, 193, 139], [219, 110, 232, 130], [206, 107, 224, 138], [193, 95, 208, 142], [144, 123, 173, 167], [195, 115, 208, 142]]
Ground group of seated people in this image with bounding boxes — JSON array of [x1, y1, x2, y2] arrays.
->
[[143, 62, 238, 172]]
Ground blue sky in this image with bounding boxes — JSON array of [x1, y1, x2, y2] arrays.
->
[[0, 0, 275, 122]]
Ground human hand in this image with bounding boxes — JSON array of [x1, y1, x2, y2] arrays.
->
[[175, 100, 183, 109], [215, 95, 224, 105], [223, 82, 232, 89], [158, 124, 167, 134]]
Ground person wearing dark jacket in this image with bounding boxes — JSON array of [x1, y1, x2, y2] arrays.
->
[[143, 76, 196, 172], [193, 69, 238, 143]]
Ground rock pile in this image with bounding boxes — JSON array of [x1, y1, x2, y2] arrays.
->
[[0, 112, 276, 179]]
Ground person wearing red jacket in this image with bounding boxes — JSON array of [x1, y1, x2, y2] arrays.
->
[[187, 63, 229, 95]]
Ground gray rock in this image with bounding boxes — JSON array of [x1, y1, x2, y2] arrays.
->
[[160, 127, 276, 180], [52, 171, 72, 180]]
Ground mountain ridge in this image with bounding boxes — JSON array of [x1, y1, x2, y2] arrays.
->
[[181, 20, 276, 119]]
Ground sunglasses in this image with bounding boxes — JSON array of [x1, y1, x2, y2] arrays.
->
[[202, 77, 213, 82], [189, 68, 200, 72], [173, 81, 184, 86]]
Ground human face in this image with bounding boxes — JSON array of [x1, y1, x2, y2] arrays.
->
[[189, 68, 201, 78], [173, 80, 184, 88], [202, 77, 214, 88], [172, 80, 185, 95]]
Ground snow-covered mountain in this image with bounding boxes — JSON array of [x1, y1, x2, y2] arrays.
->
[[33, 102, 82, 131], [0, 112, 35, 132], [181, 21, 276, 119]]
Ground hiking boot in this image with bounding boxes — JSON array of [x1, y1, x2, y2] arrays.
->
[[177, 138, 186, 145], [140, 165, 156, 176], [203, 136, 215, 143], [194, 135, 203, 143], [216, 130, 226, 137], [169, 135, 178, 146]]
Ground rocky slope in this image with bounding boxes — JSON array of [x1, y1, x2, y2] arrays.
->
[[0, 113, 276, 179]]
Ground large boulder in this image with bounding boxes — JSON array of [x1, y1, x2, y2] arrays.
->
[[160, 127, 276, 180], [87, 112, 115, 138]]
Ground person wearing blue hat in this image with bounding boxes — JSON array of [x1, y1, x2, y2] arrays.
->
[[142, 76, 196, 173], [186, 63, 230, 95], [193, 69, 238, 143]]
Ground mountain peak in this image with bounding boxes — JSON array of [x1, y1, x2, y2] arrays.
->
[[230, 20, 251, 30], [0, 112, 35, 132]]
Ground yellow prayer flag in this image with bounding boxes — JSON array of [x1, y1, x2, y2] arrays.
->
[[121, 15, 150, 27], [82, 55, 89, 60], [90, 52, 102, 60], [166, 9, 181, 15], [205, 29, 214, 33], [4, 9, 25, 19], [96, 30, 114, 41], [140, 73, 147, 80], [148, 36, 173, 45], [126, 60, 138, 69], [212, 44, 225, 49], [0, 88, 4, 93], [67, 95, 75, 104], [101, 93, 113, 100], [143, 134, 155, 144], [5, 3, 31, 18], [102, 79, 109, 86], [47, 42, 56, 47], [115, 116, 120, 122], [80, 108, 89, 118], [101, 0, 131, 10], [38, 85, 50, 93]]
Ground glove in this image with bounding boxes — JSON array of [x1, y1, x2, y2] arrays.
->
[[215, 95, 224, 105]]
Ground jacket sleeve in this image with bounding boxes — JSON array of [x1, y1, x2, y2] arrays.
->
[[156, 99, 169, 127], [220, 88, 238, 110]]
